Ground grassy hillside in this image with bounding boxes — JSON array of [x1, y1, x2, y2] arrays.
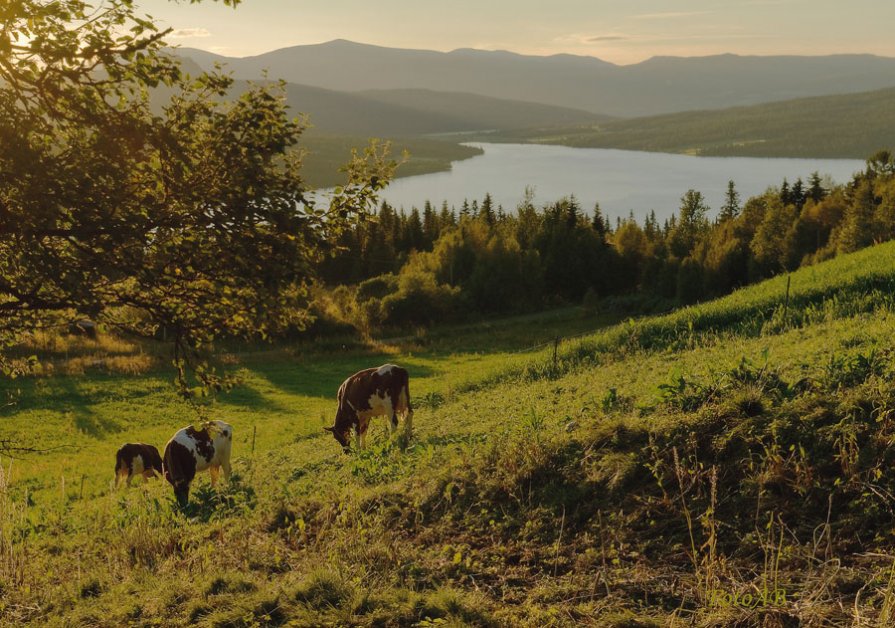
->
[[357, 89, 611, 131], [300, 135, 483, 189], [503, 86, 895, 158], [6, 243, 895, 625]]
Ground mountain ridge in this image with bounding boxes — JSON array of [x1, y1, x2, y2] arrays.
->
[[175, 40, 895, 117]]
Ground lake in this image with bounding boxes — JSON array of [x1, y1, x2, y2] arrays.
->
[[378, 143, 865, 222]]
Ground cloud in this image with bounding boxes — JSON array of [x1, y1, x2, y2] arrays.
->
[[169, 28, 212, 39], [632, 11, 712, 20], [588, 35, 629, 42], [556, 33, 631, 46]]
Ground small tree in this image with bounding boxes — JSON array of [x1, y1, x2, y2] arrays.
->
[[669, 189, 710, 258], [718, 180, 740, 222]]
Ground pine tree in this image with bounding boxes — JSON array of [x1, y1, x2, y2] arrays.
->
[[591, 203, 608, 239], [808, 172, 826, 203], [439, 201, 455, 229], [405, 208, 425, 251], [422, 201, 438, 248], [791, 178, 806, 209], [780, 178, 791, 206], [718, 180, 740, 222]]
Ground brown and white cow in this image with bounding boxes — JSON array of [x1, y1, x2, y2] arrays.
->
[[114, 443, 163, 487], [324, 364, 413, 451], [162, 420, 233, 506]]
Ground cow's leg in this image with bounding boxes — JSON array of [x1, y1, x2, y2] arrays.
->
[[125, 473, 133, 487], [354, 425, 362, 451], [389, 412, 398, 436], [222, 459, 232, 482], [209, 465, 220, 487], [404, 409, 414, 439]]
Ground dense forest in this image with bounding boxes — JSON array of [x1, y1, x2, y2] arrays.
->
[[312, 150, 895, 332], [495, 86, 895, 159]]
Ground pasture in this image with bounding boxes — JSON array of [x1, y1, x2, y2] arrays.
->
[[5, 242, 895, 625]]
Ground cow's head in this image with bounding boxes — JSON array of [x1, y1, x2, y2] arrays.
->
[[148, 448, 164, 476], [164, 465, 191, 506], [172, 479, 191, 507], [323, 424, 351, 452]]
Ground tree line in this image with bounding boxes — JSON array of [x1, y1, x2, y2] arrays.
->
[[314, 151, 895, 330]]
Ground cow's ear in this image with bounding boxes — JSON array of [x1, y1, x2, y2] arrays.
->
[[323, 426, 334, 433]]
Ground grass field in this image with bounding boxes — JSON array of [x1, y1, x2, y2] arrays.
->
[[6, 243, 895, 625]]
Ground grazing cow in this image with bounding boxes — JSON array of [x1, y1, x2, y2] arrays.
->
[[162, 420, 233, 506], [324, 364, 413, 451], [114, 443, 163, 487]]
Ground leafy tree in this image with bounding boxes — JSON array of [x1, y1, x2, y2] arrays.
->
[[750, 197, 798, 273], [867, 150, 895, 177], [676, 257, 704, 304], [0, 0, 392, 396], [468, 232, 541, 312], [613, 219, 648, 290], [836, 179, 877, 253]]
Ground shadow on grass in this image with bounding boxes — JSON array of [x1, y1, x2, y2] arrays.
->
[[239, 353, 436, 401]]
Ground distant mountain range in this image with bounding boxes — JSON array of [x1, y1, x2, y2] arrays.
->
[[173, 55, 606, 138], [178, 40, 895, 117]]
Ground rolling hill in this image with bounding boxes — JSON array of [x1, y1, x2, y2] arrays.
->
[[505, 86, 895, 158], [178, 40, 895, 117], [174, 54, 606, 137], [7, 240, 895, 624]]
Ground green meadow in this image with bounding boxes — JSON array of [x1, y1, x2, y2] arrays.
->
[[6, 241, 895, 625]]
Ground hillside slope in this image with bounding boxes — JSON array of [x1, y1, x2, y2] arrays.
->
[[6, 243, 895, 624], [178, 41, 895, 116], [508, 86, 895, 158], [175, 54, 604, 137]]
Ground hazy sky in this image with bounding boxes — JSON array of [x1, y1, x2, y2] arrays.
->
[[140, 0, 895, 64]]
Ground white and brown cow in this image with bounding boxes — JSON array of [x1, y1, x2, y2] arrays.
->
[[114, 443, 163, 487], [162, 420, 233, 506], [324, 364, 413, 451]]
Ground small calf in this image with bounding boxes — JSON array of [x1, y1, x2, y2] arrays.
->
[[114, 443, 163, 487], [162, 420, 233, 506]]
